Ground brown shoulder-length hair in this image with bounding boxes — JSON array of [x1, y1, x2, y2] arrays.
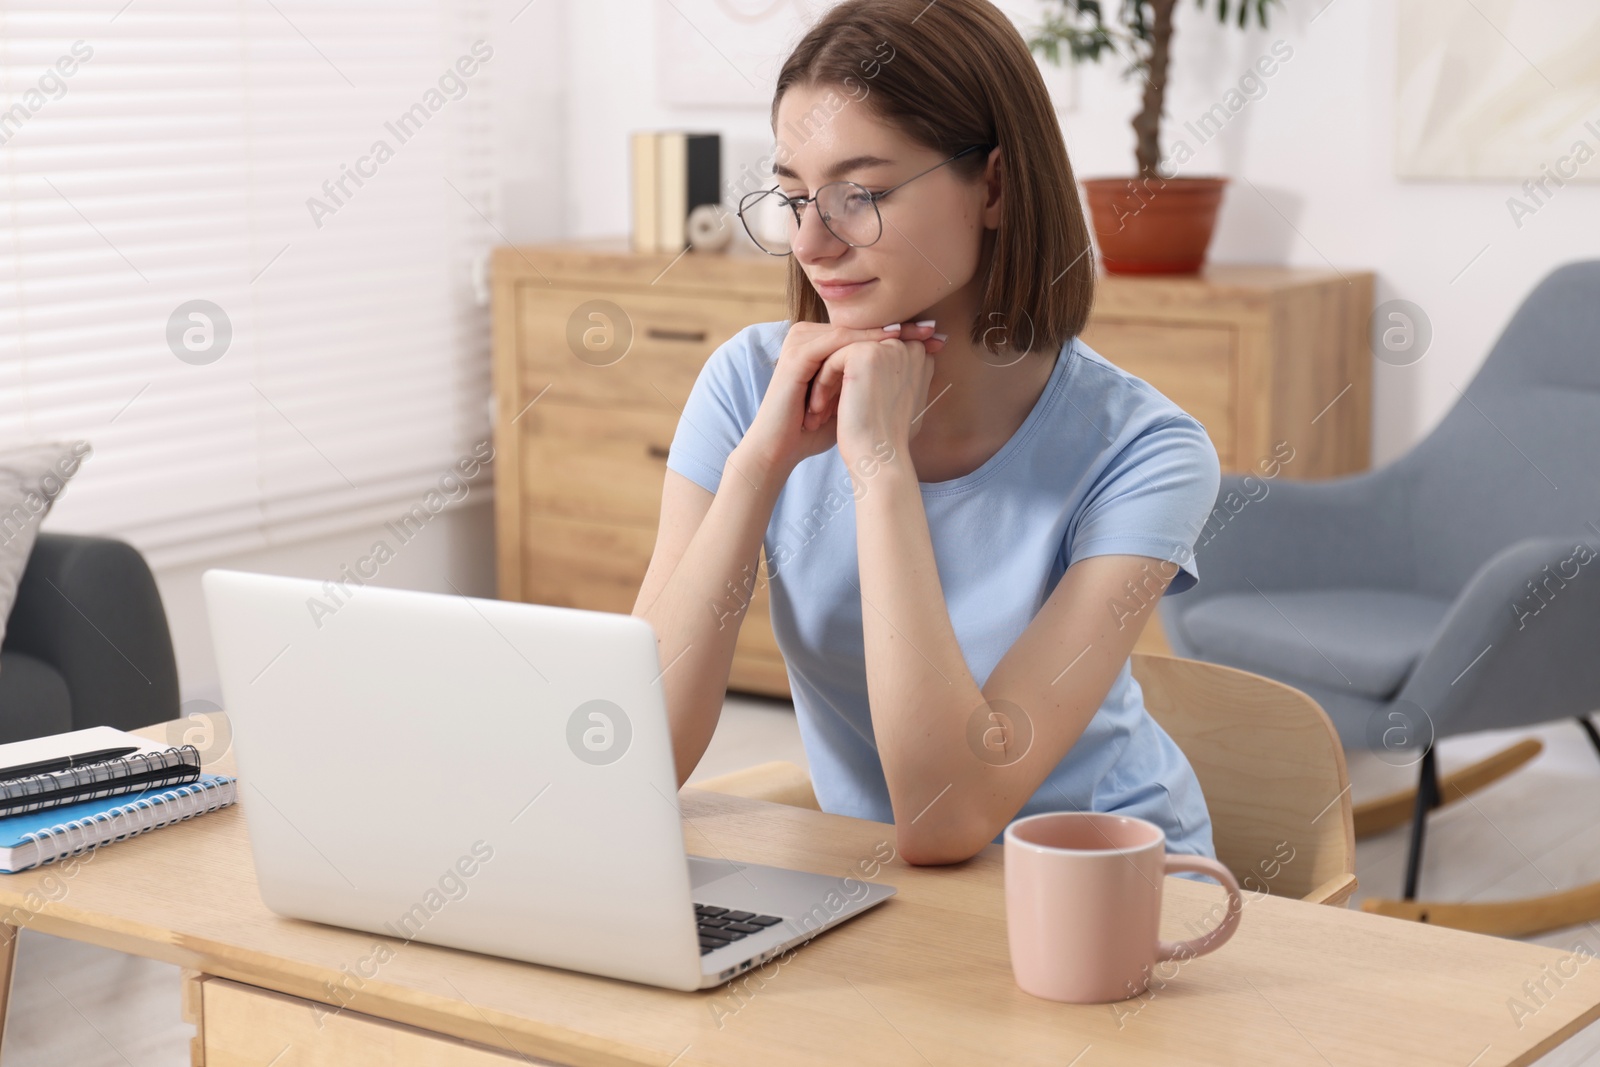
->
[[770, 0, 1094, 359]]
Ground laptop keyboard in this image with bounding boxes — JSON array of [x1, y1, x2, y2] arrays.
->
[[695, 903, 784, 956]]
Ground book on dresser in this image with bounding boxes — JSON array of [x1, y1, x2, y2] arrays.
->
[[629, 130, 721, 254], [0, 726, 236, 873]]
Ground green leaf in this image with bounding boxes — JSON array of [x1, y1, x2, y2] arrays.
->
[[1026, 0, 1283, 78], [1187, 0, 1281, 29]]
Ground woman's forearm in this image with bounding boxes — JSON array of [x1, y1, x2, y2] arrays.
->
[[636, 443, 786, 786], [852, 450, 989, 861]]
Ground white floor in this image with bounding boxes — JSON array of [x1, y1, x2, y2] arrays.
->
[[6, 699, 1600, 1065]]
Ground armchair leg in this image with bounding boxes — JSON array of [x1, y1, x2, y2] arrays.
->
[[1402, 746, 1439, 901], [1578, 715, 1600, 764], [1363, 721, 1600, 937], [1351, 739, 1543, 838], [1364, 881, 1600, 937]]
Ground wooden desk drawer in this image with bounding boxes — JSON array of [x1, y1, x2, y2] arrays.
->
[[522, 514, 785, 673], [520, 402, 678, 526], [1077, 319, 1236, 468], [197, 977, 545, 1066], [518, 285, 784, 411]]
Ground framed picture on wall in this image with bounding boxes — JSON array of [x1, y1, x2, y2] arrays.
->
[[1396, 0, 1600, 180], [656, 0, 825, 108], [655, 0, 1076, 112]]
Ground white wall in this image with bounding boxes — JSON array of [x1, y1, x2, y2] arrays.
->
[[549, 0, 1600, 467], [493, 0, 569, 243], [156, 501, 496, 706], [154, 0, 569, 704]]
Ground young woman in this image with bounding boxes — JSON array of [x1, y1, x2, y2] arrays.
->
[[633, 0, 1222, 868]]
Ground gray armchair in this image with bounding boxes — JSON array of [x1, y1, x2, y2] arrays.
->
[[1160, 259, 1600, 935], [0, 533, 181, 744]]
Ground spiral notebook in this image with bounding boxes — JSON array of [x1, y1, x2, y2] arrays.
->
[[0, 773, 237, 874], [0, 744, 203, 818]]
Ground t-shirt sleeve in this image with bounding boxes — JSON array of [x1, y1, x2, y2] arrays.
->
[[663, 323, 770, 495], [1068, 414, 1221, 596]]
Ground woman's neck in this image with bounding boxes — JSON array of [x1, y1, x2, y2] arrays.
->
[[905, 309, 1059, 483]]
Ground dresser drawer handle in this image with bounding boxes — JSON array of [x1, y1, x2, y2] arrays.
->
[[646, 444, 671, 460], [646, 326, 708, 343]]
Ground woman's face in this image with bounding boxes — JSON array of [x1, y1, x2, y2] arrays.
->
[[771, 84, 1000, 330]]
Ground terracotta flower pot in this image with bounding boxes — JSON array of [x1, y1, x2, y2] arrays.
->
[[1080, 176, 1228, 275]]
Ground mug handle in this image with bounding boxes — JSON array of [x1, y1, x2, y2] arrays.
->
[[1154, 855, 1243, 963]]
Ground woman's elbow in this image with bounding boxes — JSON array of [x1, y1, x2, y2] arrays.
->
[[895, 821, 989, 866]]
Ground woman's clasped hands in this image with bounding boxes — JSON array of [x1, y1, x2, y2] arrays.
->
[[740, 319, 945, 480]]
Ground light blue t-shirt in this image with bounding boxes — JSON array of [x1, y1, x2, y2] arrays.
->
[[666, 320, 1223, 866]]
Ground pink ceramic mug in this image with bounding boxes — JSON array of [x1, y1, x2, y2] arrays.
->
[[1004, 811, 1243, 1004]]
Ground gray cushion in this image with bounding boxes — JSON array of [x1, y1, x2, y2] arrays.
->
[[0, 650, 71, 743], [1177, 588, 1453, 699], [0, 441, 91, 675]]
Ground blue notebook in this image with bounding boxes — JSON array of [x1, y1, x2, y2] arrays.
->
[[0, 773, 237, 874]]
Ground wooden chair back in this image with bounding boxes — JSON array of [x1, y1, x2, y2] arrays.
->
[[1131, 652, 1356, 905]]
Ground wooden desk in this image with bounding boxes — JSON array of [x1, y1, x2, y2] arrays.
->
[[0, 721, 1597, 1066]]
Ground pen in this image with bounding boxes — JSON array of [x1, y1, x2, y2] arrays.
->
[[0, 746, 141, 781]]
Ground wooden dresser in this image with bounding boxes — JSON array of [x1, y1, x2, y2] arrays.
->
[[491, 239, 1373, 699]]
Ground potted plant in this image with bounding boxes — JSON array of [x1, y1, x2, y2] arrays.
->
[[1028, 0, 1281, 274]]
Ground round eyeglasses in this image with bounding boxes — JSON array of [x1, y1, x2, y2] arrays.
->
[[736, 143, 994, 256]]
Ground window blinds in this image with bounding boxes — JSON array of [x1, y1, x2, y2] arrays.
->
[[0, 0, 497, 570]]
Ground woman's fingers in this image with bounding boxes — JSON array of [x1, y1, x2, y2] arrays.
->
[[783, 322, 939, 381], [809, 347, 849, 419], [782, 324, 899, 384], [784, 321, 942, 434], [807, 370, 844, 430], [809, 332, 936, 430]]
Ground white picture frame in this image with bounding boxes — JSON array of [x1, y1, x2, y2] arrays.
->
[[1396, 0, 1600, 180], [655, 0, 1076, 112]]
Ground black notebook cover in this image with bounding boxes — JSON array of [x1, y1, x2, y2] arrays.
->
[[0, 745, 203, 818]]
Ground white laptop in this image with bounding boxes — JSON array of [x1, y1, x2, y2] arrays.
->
[[202, 569, 895, 991]]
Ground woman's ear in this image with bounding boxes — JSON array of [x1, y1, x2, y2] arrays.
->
[[982, 146, 1003, 230]]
